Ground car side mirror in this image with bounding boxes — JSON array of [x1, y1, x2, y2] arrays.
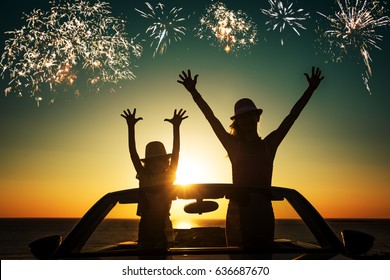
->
[[341, 229, 375, 256], [29, 235, 62, 259], [184, 199, 219, 215]]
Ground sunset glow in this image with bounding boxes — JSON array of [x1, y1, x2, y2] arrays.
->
[[0, 0, 389, 220]]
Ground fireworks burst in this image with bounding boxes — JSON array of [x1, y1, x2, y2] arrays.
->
[[0, 0, 143, 104], [135, 2, 188, 57], [195, 2, 258, 54], [317, 0, 390, 94], [261, 0, 309, 45]]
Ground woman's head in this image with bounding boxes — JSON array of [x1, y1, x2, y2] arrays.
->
[[230, 98, 262, 138], [230, 98, 262, 120]]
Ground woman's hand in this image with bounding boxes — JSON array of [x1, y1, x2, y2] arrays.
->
[[304, 67, 324, 90], [177, 69, 199, 94]]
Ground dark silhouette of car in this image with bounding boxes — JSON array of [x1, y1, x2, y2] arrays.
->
[[29, 184, 376, 260]]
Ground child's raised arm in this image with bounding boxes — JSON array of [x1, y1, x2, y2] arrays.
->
[[164, 109, 188, 172], [121, 108, 144, 174]]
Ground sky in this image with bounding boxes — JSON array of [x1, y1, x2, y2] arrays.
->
[[0, 0, 389, 219]]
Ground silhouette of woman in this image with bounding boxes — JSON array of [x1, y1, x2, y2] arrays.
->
[[177, 67, 324, 250], [121, 108, 188, 249]]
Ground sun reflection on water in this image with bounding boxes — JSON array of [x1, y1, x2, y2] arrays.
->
[[172, 220, 193, 229]]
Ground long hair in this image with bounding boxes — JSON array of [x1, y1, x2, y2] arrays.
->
[[229, 119, 242, 138], [229, 114, 261, 139]]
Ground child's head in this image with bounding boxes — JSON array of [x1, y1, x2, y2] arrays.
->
[[141, 141, 171, 173]]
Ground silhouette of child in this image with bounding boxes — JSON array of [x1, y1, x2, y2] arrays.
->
[[177, 67, 324, 251], [121, 108, 188, 249]]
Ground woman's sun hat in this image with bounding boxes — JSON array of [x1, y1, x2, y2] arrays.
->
[[230, 98, 263, 120], [141, 141, 171, 162]]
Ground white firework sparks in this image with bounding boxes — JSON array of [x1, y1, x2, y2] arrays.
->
[[261, 0, 309, 45], [0, 0, 143, 104], [135, 2, 188, 57], [317, 0, 390, 94], [195, 1, 258, 54]]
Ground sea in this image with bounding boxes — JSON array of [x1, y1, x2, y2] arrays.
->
[[1, 218, 389, 259]]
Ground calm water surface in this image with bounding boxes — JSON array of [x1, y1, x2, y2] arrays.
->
[[1, 218, 389, 259]]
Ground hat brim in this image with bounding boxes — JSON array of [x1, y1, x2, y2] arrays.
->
[[230, 108, 263, 120], [140, 153, 172, 162]]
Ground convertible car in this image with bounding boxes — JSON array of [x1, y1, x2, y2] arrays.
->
[[29, 184, 376, 259]]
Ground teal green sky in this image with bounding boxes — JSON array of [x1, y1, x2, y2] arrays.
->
[[0, 0, 389, 218]]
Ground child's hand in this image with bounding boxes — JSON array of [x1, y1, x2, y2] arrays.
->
[[121, 108, 143, 126], [164, 109, 188, 126]]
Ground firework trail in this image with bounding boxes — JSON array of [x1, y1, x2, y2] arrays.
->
[[317, 0, 390, 94], [261, 0, 309, 45], [135, 2, 188, 57], [0, 0, 143, 104], [195, 1, 258, 54]]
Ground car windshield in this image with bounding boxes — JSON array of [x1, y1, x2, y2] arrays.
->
[[79, 186, 322, 258]]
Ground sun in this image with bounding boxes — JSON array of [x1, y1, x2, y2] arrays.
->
[[174, 159, 204, 185], [173, 151, 231, 185]]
